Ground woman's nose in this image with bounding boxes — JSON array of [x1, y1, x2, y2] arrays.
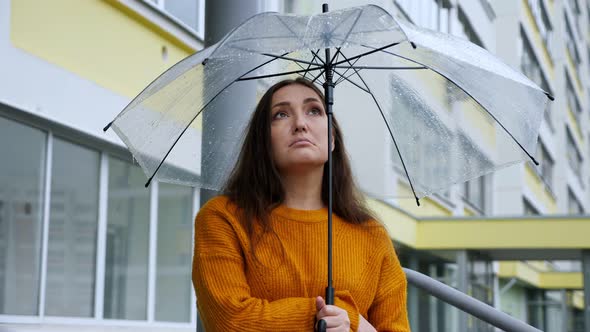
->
[[293, 113, 308, 132]]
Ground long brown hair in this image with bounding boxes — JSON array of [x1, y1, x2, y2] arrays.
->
[[223, 77, 375, 259]]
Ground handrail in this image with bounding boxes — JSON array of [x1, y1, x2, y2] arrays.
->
[[404, 268, 541, 332]]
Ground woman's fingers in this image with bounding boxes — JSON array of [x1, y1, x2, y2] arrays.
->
[[317, 304, 346, 318], [316, 303, 350, 331], [315, 296, 350, 331], [320, 315, 349, 328], [316, 296, 326, 311]]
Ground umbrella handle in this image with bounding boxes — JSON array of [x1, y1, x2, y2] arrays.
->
[[316, 319, 327, 332]]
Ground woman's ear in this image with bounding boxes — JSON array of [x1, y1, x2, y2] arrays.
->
[[331, 134, 335, 152]]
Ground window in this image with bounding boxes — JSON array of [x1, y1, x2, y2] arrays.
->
[[520, 29, 553, 129], [155, 183, 193, 322], [0, 112, 197, 326], [395, 0, 452, 32], [568, 0, 582, 35], [565, 74, 581, 123], [104, 158, 151, 320], [520, 29, 550, 91], [567, 188, 583, 214], [527, 289, 564, 330], [464, 176, 485, 212], [0, 117, 47, 315], [536, 140, 554, 187], [457, 7, 484, 48], [145, 0, 204, 37], [527, 0, 553, 58], [564, 12, 581, 64], [566, 129, 582, 180], [523, 198, 540, 215], [45, 138, 100, 317]]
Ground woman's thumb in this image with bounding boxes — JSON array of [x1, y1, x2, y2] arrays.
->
[[315, 296, 325, 311]]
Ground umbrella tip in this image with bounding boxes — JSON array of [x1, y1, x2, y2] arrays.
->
[[532, 157, 539, 166], [103, 121, 112, 132], [202, 58, 208, 66], [410, 41, 417, 49], [415, 197, 420, 206], [322, 3, 328, 13], [545, 92, 555, 101], [145, 177, 153, 188]]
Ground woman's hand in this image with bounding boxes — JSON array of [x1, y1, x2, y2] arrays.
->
[[357, 314, 377, 332], [315, 296, 350, 332]]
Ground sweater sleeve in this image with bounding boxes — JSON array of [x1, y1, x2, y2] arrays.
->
[[192, 200, 359, 332], [367, 228, 410, 332]]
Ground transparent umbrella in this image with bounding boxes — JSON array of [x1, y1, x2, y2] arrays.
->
[[103, 3, 552, 316]]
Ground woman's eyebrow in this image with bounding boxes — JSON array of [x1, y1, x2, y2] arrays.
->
[[303, 97, 321, 104], [271, 97, 320, 109], [271, 101, 290, 109]]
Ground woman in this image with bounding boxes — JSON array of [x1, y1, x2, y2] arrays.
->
[[192, 78, 409, 331]]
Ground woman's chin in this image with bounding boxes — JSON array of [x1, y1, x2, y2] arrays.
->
[[279, 158, 326, 173]]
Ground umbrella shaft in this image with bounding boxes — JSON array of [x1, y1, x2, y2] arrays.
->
[[324, 53, 335, 306], [322, 1, 335, 308]]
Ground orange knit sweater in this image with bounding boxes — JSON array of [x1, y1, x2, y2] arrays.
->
[[192, 196, 409, 332]]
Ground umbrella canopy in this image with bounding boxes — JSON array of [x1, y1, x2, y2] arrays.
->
[[105, 4, 550, 202]]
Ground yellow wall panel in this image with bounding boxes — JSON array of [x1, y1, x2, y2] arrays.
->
[[459, 102, 496, 149], [499, 262, 583, 290], [524, 163, 557, 214], [396, 182, 452, 217], [11, 0, 193, 98], [417, 217, 590, 249], [366, 198, 418, 247]]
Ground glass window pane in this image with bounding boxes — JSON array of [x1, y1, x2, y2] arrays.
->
[[0, 116, 46, 315], [45, 138, 99, 317], [104, 158, 150, 320], [164, 0, 199, 31], [155, 183, 193, 322]]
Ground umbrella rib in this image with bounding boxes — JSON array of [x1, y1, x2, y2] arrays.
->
[[310, 49, 326, 65], [309, 49, 327, 84], [237, 67, 324, 81], [260, 53, 323, 66], [338, 52, 422, 205], [311, 68, 326, 85], [366, 45, 540, 165], [335, 67, 361, 86], [332, 49, 362, 85], [331, 42, 401, 67], [285, 52, 323, 81], [304, 50, 323, 80], [221, 45, 321, 70], [330, 47, 342, 67], [332, 68, 369, 93], [333, 65, 427, 70]]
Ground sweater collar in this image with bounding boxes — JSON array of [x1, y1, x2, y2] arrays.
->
[[271, 204, 328, 223]]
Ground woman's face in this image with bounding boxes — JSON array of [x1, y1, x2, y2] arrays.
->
[[269, 84, 331, 174]]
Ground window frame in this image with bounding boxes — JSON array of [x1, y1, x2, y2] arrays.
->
[[0, 106, 198, 329], [143, 0, 205, 39]]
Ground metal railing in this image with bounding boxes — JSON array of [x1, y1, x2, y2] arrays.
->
[[404, 268, 542, 332]]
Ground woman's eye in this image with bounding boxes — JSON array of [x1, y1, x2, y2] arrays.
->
[[309, 108, 322, 115], [273, 111, 288, 119]]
